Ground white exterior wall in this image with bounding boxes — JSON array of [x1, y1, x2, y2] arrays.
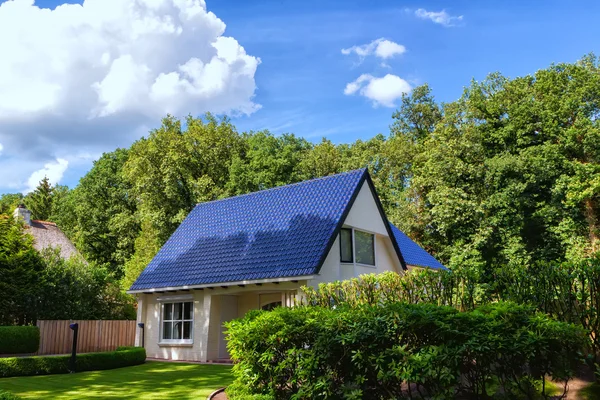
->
[[342, 181, 388, 236], [140, 290, 208, 362], [308, 180, 403, 289], [138, 282, 305, 362]]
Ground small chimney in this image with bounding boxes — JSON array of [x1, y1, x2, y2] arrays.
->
[[13, 204, 32, 226]]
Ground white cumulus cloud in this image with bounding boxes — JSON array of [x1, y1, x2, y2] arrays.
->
[[414, 8, 464, 27], [0, 0, 260, 191], [25, 158, 69, 193], [341, 38, 406, 60], [344, 74, 412, 108]]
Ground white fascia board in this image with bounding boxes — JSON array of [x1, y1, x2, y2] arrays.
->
[[126, 275, 315, 294]]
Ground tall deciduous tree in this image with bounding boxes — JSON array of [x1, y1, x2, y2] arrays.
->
[[51, 149, 138, 277], [227, 131, 311, 195], [401, 55, 600, 276]]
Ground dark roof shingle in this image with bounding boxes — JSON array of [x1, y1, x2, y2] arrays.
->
[[389, 223, 447, 270]]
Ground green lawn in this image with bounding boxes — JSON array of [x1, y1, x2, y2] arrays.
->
[[0, 361, 233, 399]]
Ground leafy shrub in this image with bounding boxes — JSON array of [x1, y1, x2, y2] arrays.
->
[[226, 302, 587, 400], [0, 326, 39, 354], [303, 260, 600, 361], [225, 382, 274, 400], [0, 346, 145, 377], [0, 391, 21, 400]]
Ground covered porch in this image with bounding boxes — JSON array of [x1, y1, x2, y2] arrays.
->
[[205, 282, 302, 362]]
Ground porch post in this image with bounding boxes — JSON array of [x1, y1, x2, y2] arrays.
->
[[199, 293, 212, 362], [281, 290, 298, 308], [134, 295, 146, 347]]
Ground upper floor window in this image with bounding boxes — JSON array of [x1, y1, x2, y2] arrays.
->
[[340, 228, 375, 266], [340, 228, 353, 263], [355, 230, 375, 266]]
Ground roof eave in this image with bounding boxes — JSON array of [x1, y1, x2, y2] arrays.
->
[[126, 274, 316, 294]]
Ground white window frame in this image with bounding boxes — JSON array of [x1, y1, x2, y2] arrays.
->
[[159, 300, 194, 345], [340, 227, 377, 269]]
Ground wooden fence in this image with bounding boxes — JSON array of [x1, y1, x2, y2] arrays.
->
[[36, 320, 136, 355]]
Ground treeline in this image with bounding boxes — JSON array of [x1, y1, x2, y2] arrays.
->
[[0, 215, 134, 325], [2, 55, 600, 290]]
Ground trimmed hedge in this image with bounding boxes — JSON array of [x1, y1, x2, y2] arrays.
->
[[0, 346, 145, 378], [226, 302, 587, 400], [0, 327, 39, 354]]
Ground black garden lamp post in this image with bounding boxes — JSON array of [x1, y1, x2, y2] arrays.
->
[[69, 323, 79, 372], [138, 323, 145, 348]]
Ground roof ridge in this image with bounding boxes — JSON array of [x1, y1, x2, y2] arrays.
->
[[32, 220, 57, 226], [194, 168, 367, 208]]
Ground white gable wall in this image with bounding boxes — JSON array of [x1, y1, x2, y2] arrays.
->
[[308, 180, 403, 288], [342, 180, 388, 236]]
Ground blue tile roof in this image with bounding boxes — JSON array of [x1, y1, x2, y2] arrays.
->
[[130, 169, 368, 290], [389, 223, 447, 270]]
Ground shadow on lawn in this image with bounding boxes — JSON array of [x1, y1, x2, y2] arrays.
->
[[0, 361, 234, 399]]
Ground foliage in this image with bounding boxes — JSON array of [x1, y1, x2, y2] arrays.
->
[[226, 382, 274, 400], [227, 131, 311, 195], [304, 262, 600, 361], [0, 215, 134, 324], [52, 149, 138, 277], [0, 391, 21, 400], [23, 177, 54, 221], [38, 248, 136, 320], [0, 194, 23, 216], [0, 215, 45, 325], [0, 362, 233, 400], [0, 347, 146, 378], [226, 302, 586, 400], [0, 327, 39, 354], [400, 55, 600, 274]]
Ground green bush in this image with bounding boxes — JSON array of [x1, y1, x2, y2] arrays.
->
[[0, 391, 21, 400], [225, 382, 274, 400], [304, 261, 600, 361], [0, 346, 145, 377], [0, 326, 40, 354], [226, 302, 587, 400]]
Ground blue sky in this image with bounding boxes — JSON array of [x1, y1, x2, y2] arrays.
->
[[0, 0, 599, 194]]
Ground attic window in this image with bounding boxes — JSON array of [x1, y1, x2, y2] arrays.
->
[[340, 228, 353, 263], [340, 228, 375, 266], [355, 230, 375, 266]]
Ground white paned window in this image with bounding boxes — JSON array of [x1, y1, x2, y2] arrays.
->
[[161, 301, 193, 343], [340, 228, 376, 267], [340, 228, 354, 263], [355, 230, 375, 266]]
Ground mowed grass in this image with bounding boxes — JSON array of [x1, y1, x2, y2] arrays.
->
[[0, 361, 233, 399]]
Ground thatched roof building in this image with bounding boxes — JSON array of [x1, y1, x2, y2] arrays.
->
[[13, 205, 82, 260]]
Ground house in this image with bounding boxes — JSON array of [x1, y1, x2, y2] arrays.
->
[[127, 169, 445, 362], [13, 204, 82, 260]]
